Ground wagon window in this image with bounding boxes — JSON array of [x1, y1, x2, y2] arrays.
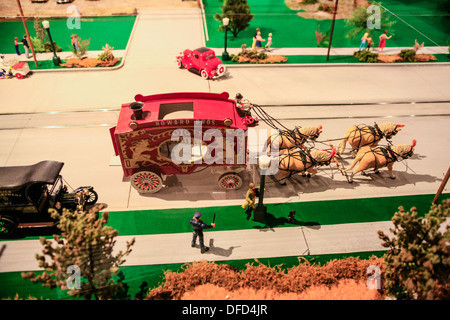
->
[[158, 102, 194, 120], [204, 53, 215, 60]]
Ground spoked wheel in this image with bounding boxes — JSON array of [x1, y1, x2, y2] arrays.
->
[[218, 172, 243, 190], [85, 190, 98, 205], [131, 171, 163, 194], [200, 69, 209, 80]]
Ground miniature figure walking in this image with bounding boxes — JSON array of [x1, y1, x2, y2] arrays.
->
[[264, 33, 273, 51], [378, 30, 392, 53], [288, 210, 296, 223], [359, 32, 369, 51], [21, 35, 30, 59], [242, 183, 260, 220], [14, 37, 21, 56], [190, 211, 215, 253]]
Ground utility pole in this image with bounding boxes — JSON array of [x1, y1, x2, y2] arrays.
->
[[16, 0, 38, 67], [326, 0, 339, 61], [432, 166, 450, 204]]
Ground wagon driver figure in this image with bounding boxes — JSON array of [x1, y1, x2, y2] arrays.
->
[[190, 211, 215, 253]]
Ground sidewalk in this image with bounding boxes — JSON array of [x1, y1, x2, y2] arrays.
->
[[0, 220, 393, 273]]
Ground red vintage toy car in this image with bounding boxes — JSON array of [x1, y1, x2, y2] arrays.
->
[[176, 47, 226, 80]]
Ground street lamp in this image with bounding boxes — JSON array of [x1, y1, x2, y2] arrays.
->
[[222, 17, 230, 61], [42, 20, 61, 66], [253, 155, 271, 222]]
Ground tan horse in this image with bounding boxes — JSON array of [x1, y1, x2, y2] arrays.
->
[[267, 125, 322, 153], [277, 147, 336, 184], [345, 140, 416, 183], [337, 122, 405, 156]]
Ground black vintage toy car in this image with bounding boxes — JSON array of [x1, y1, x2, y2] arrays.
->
[[0, 161, 98, 237]]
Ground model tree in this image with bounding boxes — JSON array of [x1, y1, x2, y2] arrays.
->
[[345, 1, 395, 40], [378, 199, 450, 300], [22, 206, 135, 300], [214, 0, 254, 37]]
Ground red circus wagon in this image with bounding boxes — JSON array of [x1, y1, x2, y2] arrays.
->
[[110, 91, 258, 194]]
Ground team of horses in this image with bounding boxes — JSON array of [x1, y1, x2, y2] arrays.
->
[[266, 122, 416, 184]]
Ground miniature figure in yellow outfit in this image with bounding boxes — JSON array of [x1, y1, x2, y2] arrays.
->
[[242, 183, 260, 220]]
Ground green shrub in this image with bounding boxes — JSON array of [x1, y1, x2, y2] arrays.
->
[[44, 41, 62, 53], [399, 49, 416, 62], [258, 52, 267, 59], [303, 0, 318, 4], [353, 50, 378, 63], [30, 37, 45, 53]]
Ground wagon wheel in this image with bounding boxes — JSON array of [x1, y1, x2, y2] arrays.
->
[[0, 216, 18, 238], [131, 171, 163, 194], [218, 172, 243, 190], [200, 69, 209, 80], [177, 58, 184, 68], [15, 73, 23, 80]]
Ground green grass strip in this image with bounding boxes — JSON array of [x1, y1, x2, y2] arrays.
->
[[0, 250, 385, 300], [0, 16, 136, 55], [203, 0, 449, 48], [102, 193, 447, 237]]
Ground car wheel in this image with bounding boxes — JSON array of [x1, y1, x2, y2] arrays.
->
[[200, 69, 209, 80], [216, 64, 226, 76], [85, 190, 98, 205], [131, 171, 163, 194], [15, 73, 23, 80], [177, 59, 184, 68]]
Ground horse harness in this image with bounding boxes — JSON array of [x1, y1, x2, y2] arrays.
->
[[366, 145, 411, 171], [353, 123, 384, 149]]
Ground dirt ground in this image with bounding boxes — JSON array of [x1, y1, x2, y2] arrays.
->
[[286, 0, 369, 20], [0, 0, 198, 17]]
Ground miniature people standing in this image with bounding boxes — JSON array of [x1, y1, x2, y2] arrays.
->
[[71, 34, 80, 52], [190, 211, 215, 254], [252, 28, 260, 50], [21, 35, 30, 59], [242, 182, 260, 220], [264, 33, 273, 51], [255, 31, 265, 51], [359, 32, 369, 51], [14, 37, 21, 56], [378, 30, 392, 53], [365, 37, 374, 51], [288, 210, 296, 223]]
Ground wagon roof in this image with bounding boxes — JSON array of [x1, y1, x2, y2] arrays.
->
[[0, 160, 64, 189], [115, 92, 248, 133]]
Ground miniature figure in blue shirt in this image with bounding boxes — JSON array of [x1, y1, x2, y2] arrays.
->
[[190, 211, 215, 253]]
